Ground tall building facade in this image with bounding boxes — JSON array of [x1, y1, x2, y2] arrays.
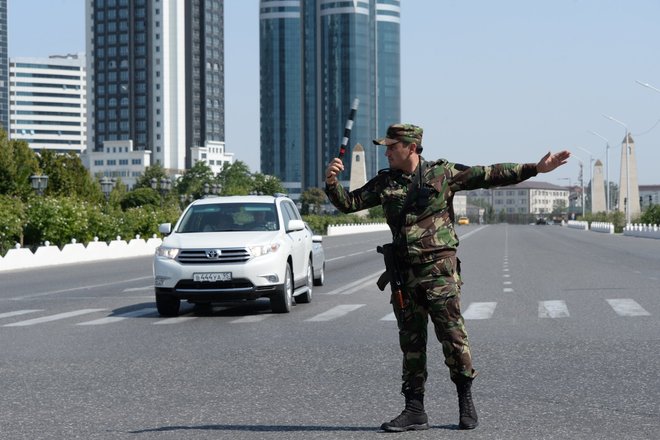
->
[[259, 0, 401, 197], [9, 54, 87, 154], [86, 0, 229, 178], [0, 0, 8, 131]]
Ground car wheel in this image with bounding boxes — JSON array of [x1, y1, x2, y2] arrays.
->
[[271, 263, 293, 313], [296, 259, 314, 304], [313, 262, 325, 286], [156, 292, 180, 317]]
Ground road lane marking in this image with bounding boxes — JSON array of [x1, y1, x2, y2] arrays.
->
[[122, 286, 153, 293], [231, 314, 273, 323], [3, 309, 107, 327], [503, 288, 514, 293], [462, 302, 497, 320], [606, 299, 650, 317], [0, 310, 43, 319], [305, 304, 365, 321], [10, 276, 153, 300], [322, 271, 381, 295], [76, 307, 157, 325], [539, 300, 570, 318]]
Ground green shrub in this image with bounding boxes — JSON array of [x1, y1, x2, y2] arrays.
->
[[0, 195, 26, 255]]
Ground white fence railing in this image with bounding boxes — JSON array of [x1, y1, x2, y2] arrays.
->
[[0, 235, 163, 273], [623, 223, 660, 239]]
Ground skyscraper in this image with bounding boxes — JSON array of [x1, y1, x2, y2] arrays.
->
[[0, 0, 8, 131], [259, 0, 401, 197], [86, 0, 229, 179]]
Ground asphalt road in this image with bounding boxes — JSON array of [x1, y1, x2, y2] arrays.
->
[[1, 224, 658, 440]]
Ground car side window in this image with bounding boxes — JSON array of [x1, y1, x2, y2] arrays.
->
[[280, 202, 293, 229]]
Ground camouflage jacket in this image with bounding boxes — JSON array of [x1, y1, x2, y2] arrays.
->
[[325, 157, 538, 265]]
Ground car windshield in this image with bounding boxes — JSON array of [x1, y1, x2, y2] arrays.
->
[[177, 203, 279, 233]]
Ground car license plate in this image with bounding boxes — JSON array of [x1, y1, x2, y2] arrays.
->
[[193, 272, 232, 282]]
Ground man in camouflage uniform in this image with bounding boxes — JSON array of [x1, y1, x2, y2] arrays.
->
[[324, 123, 570, 432]]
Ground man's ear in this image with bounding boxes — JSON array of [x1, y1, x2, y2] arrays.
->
[[409, 142, 419, 155]]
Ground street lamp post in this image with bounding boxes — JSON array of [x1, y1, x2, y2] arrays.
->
[[557, 177, 572, 219], [602, 114, 631, 225], [577, 147, 595, 213], [30, 174, 49, 196], [588, 130, 610, 213]]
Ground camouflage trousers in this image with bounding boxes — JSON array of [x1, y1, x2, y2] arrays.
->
[[394, 256, 477, 395]]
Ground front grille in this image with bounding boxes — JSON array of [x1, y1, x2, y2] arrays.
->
[[177, 247, 250, 264], [175, 279, 254, 291]]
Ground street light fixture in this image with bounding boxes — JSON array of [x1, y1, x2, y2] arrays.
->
[[588, 130, 610, 213], [100, 176, 116, 200], [635, 79, 660, 94], [602, 114, 631, 225], [30, 174, 49, 196]]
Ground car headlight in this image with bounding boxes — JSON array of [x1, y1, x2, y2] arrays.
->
[[156, 246, 180, 259], [248, 242, 280, 258]]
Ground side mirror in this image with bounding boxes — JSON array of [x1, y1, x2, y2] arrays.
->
[[159, 223, 172, 235], [287, 219, 305, 232], [312, 235, 323, 243]]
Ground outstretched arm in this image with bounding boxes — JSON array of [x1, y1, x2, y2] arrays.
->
[[536, 150, 571, 173]]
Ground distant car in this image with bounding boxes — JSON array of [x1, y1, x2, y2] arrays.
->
[[536, 218, 548, 225], [153, 194, 315, 316], [305, 223, 325, 286], [457, 216, 470, 225]]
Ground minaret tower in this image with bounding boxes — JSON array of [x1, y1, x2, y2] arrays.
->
[[591, 159, 606, 213]]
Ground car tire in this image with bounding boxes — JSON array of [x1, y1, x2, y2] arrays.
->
[[271, 263, 293, 313], [313, 262, 325, 286], [296, 259, 314, 304], [156, 292, 181, 317]]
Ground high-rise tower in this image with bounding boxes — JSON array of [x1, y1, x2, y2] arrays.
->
[[259, 0, 401, 198], [0, 0, 8, 131], [86, 0, 228, 178]]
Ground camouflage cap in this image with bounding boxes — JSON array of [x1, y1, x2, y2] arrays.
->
[[372, 123, 423, 146]]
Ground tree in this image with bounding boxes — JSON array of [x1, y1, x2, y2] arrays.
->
[[640, 204, 660, 225], [134, 162, 168, 189], [39, 150, 103, 201], [252, 173, 285, 195], [120, 187, 161, 210], [176, 161, 215, 199], [0, 130, 39, 199], [218, 161, 253, 196], [299, 187, 327, 215]]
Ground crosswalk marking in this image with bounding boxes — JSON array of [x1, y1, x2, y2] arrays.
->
[[539, 300, 570, 318], [153, 315, 198, 325], [77, 308, 157, 325], [503, 288, 514, 293], [306, 304, 365, 322], [0, 310, 43, 319], [323, 272, 381, 295], [231, 314, 272, 323], [463, 302, 497, 320], [380, 312, 396, 321], [606, 299, 651, 317], [4, 309, 106, 327]]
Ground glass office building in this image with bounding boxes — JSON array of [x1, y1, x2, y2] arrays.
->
[[260, 0, 400, 196]]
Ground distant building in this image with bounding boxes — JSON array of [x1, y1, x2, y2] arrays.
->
[[85, 0, 230, 180], [9, 54, 87, 154], [492, 181, 569, 216], [0, 0, 8, 131], [259, 0, 401, 197]]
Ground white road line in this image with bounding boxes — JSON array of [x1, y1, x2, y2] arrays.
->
[[122, 286, 153, 293], [153, 314, 198, 325], [539, 300, 570, 318], [323, 271, 381, 295], [326, 250, 373, 262], [380, 312, 397, 321], [462, 302, 497, 320], [502, 274, 510, 278], [4, 309, 107, 327], [231, 314, 273, 323], [503, 288, 514, 293], [0, 310, 43, 319], [503, 281, 512, 285], [10, 276, 152, 300], [76, 307, 157, 325], [306, 304, 365, 322], [606, 299, 651, 317]]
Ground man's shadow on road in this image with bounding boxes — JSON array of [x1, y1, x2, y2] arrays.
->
[[127, 423, 459, 434]]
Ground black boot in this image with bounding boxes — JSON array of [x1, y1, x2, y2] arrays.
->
[[454, 376, 478, 430], [380, 392, 429, 432]]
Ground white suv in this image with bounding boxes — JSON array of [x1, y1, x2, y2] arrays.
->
[[153, 194, 317, 316]]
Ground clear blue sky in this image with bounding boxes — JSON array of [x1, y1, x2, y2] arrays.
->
[[9, 0, 660, 185]]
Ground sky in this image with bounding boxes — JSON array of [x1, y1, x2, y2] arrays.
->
[[8, 0, 660, 186]]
